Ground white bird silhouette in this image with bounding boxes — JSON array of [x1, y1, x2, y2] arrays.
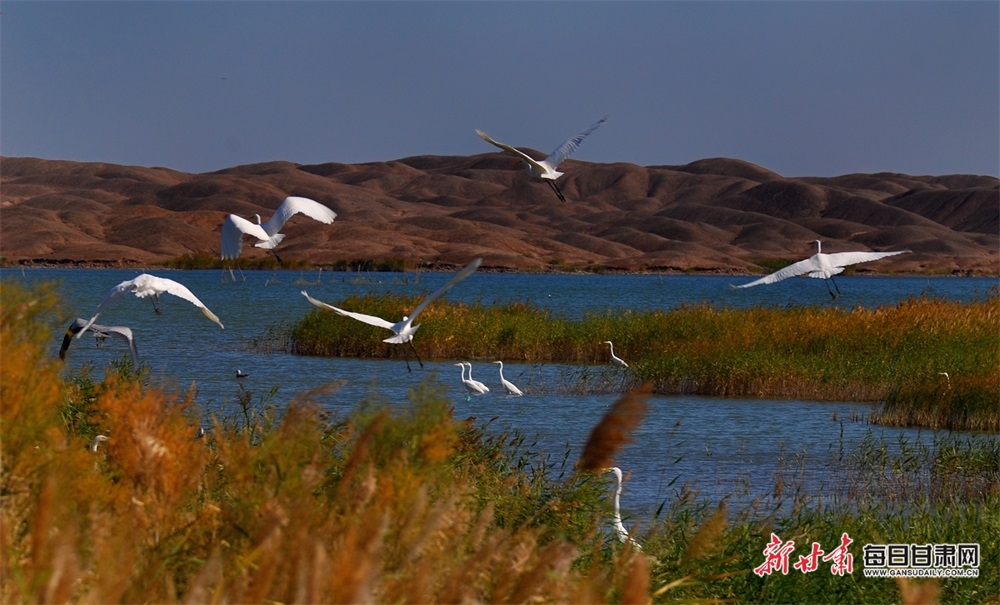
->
[[90, 434, 109, 453], [603, 341, 629, 368], [302, 258, 482, 371], [607, 467, 641, 550], [60, 317, 138, 365], [733, 240, 909, 299], [220, 196, 336, 264], [493, 361, 523, 396], [463, 362, 490, 393], [78, 274, 223, 337], [455, 363, 488, 397], [476, 115, 608, 202]]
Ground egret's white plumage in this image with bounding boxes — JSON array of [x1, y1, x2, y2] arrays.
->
[[78, 274, 223, 337], [733, 240, 909, 299], [607, 467, 642, 550], [476, 115, 608, 202], [603, 341, 629, 368], [455, 363, 488, 396], [90, 434, 109, 453], [220, 196, 336, 260], [493, 361, 523, 396], [463, 362, 490, 393], [60, 317, 138, 365], [302, 258, 482, 370]]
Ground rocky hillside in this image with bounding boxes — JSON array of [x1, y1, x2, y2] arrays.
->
[[1, 154, 997, 274]]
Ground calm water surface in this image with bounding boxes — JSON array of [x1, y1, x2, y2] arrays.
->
[[7, 268, 997, 520]]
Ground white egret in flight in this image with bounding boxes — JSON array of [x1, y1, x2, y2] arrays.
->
[[78, 274, 224, 337], [301, 257, 482, 371], [606, 467, 642, 550], [455, 363, 488, 398], [60, 318, 138, 365], [603, 341, 629, 368], [220, 196, 336, 265], [476, 115, 608, 202], [463, 362, 490, 393], [733, 240, 909, 299], [493, 361, 523, 396]]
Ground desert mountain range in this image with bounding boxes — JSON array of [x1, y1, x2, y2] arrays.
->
[[1, 154, 997, 274]]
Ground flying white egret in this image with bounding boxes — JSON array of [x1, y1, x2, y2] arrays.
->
[[454, 363, 488, 398], [301, 257, 482, 371], [476, 115, 608, 203], [77, 273, 224, 337], [220, 195, 337, 264], [463, 362, 490, 393], [60, 318, 138, 365], [606, 467, 642, 550], [603, 341, 629, 368], [733, 240, 910, 299], [493, 361, 523, 396]]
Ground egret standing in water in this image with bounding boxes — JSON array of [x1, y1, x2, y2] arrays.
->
[[78, 274, 224, 337], [606, 467, 642, 550], [463, 362, 490, 393], [60, 318, 138, 365], [302, 258, 482, 371], [603, 341, 629, 368], [733, 240, 909, 299], [493, 361, 523, 396], [455, 363, 488, 399], [476, 115, 608, 203], [220, 196, 337, 265]]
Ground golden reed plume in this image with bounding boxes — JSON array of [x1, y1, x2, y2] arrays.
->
[[577, 383, 651, 472]]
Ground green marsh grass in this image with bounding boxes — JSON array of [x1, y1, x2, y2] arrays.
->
[[3, 281, 998, 603], [293, 293, 999, 430]]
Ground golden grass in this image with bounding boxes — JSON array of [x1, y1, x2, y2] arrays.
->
[[1, 281, 653, 603]]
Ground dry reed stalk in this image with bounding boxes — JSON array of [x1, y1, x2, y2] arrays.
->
[[620, 552, 650, 605], [684, 504, 728, 561], [896, 577, 940, 605], [578, 383, 651, 471]]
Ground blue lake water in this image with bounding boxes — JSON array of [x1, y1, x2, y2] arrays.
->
[[5, 267, 998, 524]]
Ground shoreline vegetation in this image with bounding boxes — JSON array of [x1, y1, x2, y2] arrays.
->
[[3, 282, 998, 603], [2, 252, 992, 276], [290, 293, 999, 432]]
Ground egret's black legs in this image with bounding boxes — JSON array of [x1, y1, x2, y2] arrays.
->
[[151, 295, 162, 314], [547, 180, 567, 203], [408, 341, 424, 369], [271, 249, 284, 268], [826, 277, 841, 300]]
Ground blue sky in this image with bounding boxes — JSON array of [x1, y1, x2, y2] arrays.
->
[[2, 1, 997, 177]]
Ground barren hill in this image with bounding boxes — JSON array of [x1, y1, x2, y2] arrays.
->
[[1, 154, 997, 274]]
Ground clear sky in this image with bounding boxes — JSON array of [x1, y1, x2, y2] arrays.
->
[[2, 1, 997, 177]]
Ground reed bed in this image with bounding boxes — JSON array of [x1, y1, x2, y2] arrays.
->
[[3, 281, 997, 603], [292, 293, 999, 430]]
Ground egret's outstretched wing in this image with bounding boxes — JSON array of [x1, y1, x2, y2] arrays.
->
[[301, 291, 396, 330], [406, 257, 482, 323], [221, 214, 269, 259], [733, 258, 819, 289], [61, 318, 92, 357], [475, 130, 547, 173], [77, 278, 141, 336], [544, 115, 608, 168], [143, 275, 225, 329], [824, 250, 909, 271], [62, 318, 138, 364], [261, 196, 337, 236]]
